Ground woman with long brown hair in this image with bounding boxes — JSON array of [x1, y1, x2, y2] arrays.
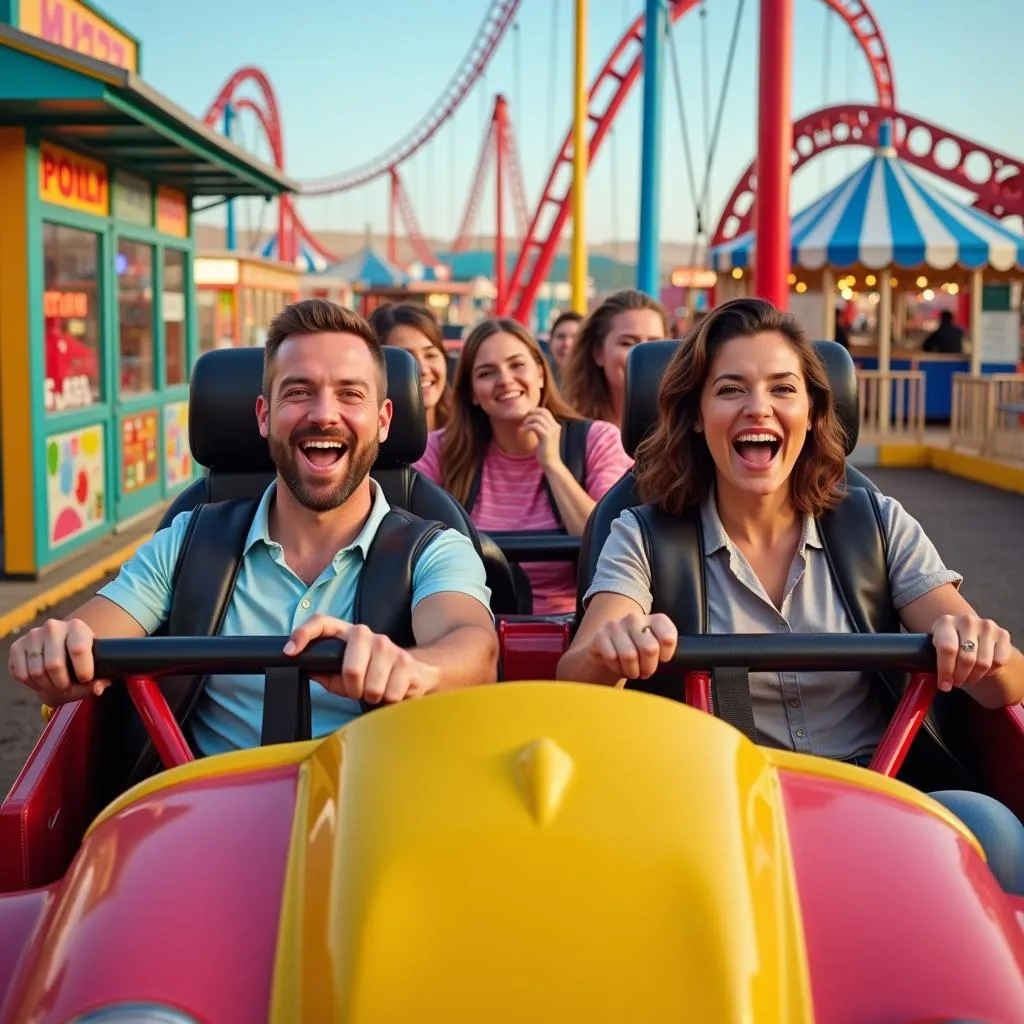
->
[[414, 317, 632, 615], [562, 288, 669, 425], [558, 296, 1024, 894], [369, 302, 452, 431]]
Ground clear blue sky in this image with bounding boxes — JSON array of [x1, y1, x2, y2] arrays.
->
[[101, 0, 1024, 250]]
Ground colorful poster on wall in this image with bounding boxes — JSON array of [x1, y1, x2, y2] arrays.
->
[[156, 186, 188, 238], [164, 401, 192, 489], [46, 424, 105, 548], [121, 411, 160, 494], [113, 170, 152, 226]]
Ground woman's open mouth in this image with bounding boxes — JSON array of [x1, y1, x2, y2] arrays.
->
[[297, 438, 349, 473], [731, 430, 782, 471]]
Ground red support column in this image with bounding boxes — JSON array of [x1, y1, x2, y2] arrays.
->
[[494, 96, 507, 311], [753, 0, 794, 309], [277, 197, 290, 265], [388, 168, 398, 264]]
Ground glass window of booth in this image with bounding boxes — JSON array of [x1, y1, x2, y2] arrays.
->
[[117, 240, 155, 395], [163, 249, 187, 386], [198, 289, 216, 353], [43, 223, 102, 414]]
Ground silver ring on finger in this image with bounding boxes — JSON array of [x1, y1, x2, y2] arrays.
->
[[959, 639, 977, 653], [27, 649, 43, 660]]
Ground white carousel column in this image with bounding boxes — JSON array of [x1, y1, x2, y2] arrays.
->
[[970, 267, 984, 375], [878, 274, 893, 372], [878, 274, 893, 434], [822, 268, 835, 340]]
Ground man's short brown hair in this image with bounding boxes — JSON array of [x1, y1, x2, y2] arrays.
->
[[263, 298, 388, 403]]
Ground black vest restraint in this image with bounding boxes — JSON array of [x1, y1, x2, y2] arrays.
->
[[628, 487, 974, 790], [108, 500, 445, 787]]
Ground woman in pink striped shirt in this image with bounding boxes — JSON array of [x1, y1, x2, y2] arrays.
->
[[414, 318, 633, 615]]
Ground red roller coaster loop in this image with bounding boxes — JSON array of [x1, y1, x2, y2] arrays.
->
[[499, 0, 897, 323], [711, 104, 1024, 246]]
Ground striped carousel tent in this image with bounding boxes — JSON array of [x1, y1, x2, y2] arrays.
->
[[258, 232, 330, 274], [321, 244, 410, 288], [709, 132, 1024, 275]]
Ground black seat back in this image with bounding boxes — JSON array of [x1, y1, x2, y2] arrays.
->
[[159, 345, 520, 614], [577, 339, 874, 611]]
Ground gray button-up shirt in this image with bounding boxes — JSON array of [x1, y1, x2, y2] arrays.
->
[[583, 492, 963, 762]]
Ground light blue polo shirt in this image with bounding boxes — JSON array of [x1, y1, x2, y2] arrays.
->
[[98, 481, 492, 756]]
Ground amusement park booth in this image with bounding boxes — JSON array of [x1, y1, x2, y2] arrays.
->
[[0, 10, 295, 578], [318, 244, 475, 323], [710, 125, 1024, 422], [194, 252, 302, 351]]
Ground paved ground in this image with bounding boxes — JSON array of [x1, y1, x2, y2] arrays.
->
[[1, 469, 1022, 797], [0, 578, 113, 797], [866, 469, 1024, 640]]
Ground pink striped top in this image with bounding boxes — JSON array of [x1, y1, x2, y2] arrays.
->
[[413, 419, 633, 614]]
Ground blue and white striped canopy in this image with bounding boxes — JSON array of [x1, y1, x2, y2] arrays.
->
[[709, 148, 1024, 273], [322, 245, 410, 288], [257, 233, 330, 274]]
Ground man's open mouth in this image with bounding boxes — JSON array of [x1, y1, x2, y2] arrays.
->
[[297, 438, 349, 470], [731, 431, 782, 468]]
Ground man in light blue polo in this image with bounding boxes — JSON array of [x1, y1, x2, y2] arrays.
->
[[10, 300, 498, 754]]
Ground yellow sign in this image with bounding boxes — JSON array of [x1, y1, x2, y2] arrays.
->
[[39, 141, 109, 216], [18, 0, 139, 72], [156, 185, 188, 238]]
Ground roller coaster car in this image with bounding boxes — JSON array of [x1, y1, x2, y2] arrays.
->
[[2, 342, 1024, 1022], [1, 637, 1024, 1023]]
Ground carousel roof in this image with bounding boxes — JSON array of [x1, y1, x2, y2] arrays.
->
[[709, 136, 1024, 274], [321, 245, 409, 288]]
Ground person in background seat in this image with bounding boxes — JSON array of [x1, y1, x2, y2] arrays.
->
[[558, 296, 1024, 895], [414, 318, 632, 616], [369, 302, 452, 432], [562, 289, 670, 427], [922, 309, 964, 354], [547, 311, 582, 383]]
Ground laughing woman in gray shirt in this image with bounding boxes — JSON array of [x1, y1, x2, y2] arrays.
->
[[557, 297, 1024, 895]]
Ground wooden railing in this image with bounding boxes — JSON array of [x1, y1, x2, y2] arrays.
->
[[951, 373, 1024, 461], [856, 370, 926, 443]]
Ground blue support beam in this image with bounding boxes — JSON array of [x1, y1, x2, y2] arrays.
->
[[637, 0, 666, 296], [223, 101, 237, 252]]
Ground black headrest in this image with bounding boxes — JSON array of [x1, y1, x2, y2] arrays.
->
[[189, 344, 427, 472], [621, 339, 859, 457]]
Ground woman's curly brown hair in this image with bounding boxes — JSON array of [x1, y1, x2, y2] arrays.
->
[[441, 318, 581, 507], [633, 297, 849, 517]]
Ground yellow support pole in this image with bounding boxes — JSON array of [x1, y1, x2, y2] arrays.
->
[[570, 0, 588, 314]]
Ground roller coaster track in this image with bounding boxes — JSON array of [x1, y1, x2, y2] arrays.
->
[[202, 0, 1022, 316], [297, 0, 521, 195], [712, 104, 1024, 245], [498, 0, 898, 321], [201, 0, 520, 262]]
